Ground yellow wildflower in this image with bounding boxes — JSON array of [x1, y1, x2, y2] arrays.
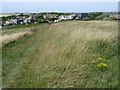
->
[[98, 63, 108, 67], [98, 57, 103, 60], [92, 61, 96, 63], [102, 63, 108, 67]]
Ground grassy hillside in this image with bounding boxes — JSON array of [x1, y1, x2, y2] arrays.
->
[[2, 21, 118, 88]]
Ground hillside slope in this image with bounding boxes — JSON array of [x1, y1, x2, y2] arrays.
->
[[2, 21, 118, 88]]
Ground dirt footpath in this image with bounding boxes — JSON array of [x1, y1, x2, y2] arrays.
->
[[0, 31, 32, 46]]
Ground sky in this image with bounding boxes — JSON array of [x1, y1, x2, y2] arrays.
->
[[1, 0, 120, 2], [1, 0, 119, 13]]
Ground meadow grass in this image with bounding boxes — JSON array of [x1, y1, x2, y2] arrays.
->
[[2, 21, 118, 88]]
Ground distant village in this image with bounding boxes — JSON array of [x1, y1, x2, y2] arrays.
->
[[1, 12, 120, 28]]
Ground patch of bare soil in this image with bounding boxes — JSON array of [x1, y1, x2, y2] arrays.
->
[[0, 31, 32, 46]]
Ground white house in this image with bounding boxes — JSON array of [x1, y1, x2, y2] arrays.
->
[[4, 21, 10, 25], [60, 15, 67, 20], [60, 14, 75, 20], [24, 19, 28, 23], [10, 19, 17, 24]]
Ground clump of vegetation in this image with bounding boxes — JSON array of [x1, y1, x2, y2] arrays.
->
[[48, 18, 59, 21], [91, 57, 108, 71]]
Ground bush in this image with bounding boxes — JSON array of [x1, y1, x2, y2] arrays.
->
[[49, 18, 59, 21], [5, 23, 13, 26], [37, 21, 47, 23]]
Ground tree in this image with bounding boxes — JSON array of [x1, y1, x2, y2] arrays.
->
[[18, 13, 24, 17], [24, 15, 29, 18], [2, 15, 16, 21], [2, 17, 7, 21]]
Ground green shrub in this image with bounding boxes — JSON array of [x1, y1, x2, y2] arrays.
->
[[5, 23, 13, 26], [48, 18, 59, 21]]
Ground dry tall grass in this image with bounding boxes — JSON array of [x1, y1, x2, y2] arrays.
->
[[2, 21, 118, 88]]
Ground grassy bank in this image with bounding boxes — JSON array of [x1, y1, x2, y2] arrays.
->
[[2, 21, 118, 88], [2, 23, 47, 35]]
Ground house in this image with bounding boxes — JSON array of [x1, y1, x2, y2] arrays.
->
[[73, 13, 89, 20], [51, 14, 60, 18], [74, 16, 81, 19], [26, 17, 31, 23], [43, 14, 51, 18], [4, 19, 17, 25], [20, 19, 24, 24], [60, 15, 66, 20], [24, 15, 36, 23], [69, 14, 76, 19], [60, 14, 75, 20], [43, 15, 47, 18], [17, 19, 21, 24], [29, 15, 36, 22], [24, 19, 29, 23], [5, 21, 10, 25], [79, 13, 89, 19], [10, 19, 17, 24], [4, 19, 11, 25], [114, 15, 120, 20], [43, 14, 59, 18]]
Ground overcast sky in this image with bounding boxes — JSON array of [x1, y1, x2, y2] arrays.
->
[[1, 0, 119, 13]]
